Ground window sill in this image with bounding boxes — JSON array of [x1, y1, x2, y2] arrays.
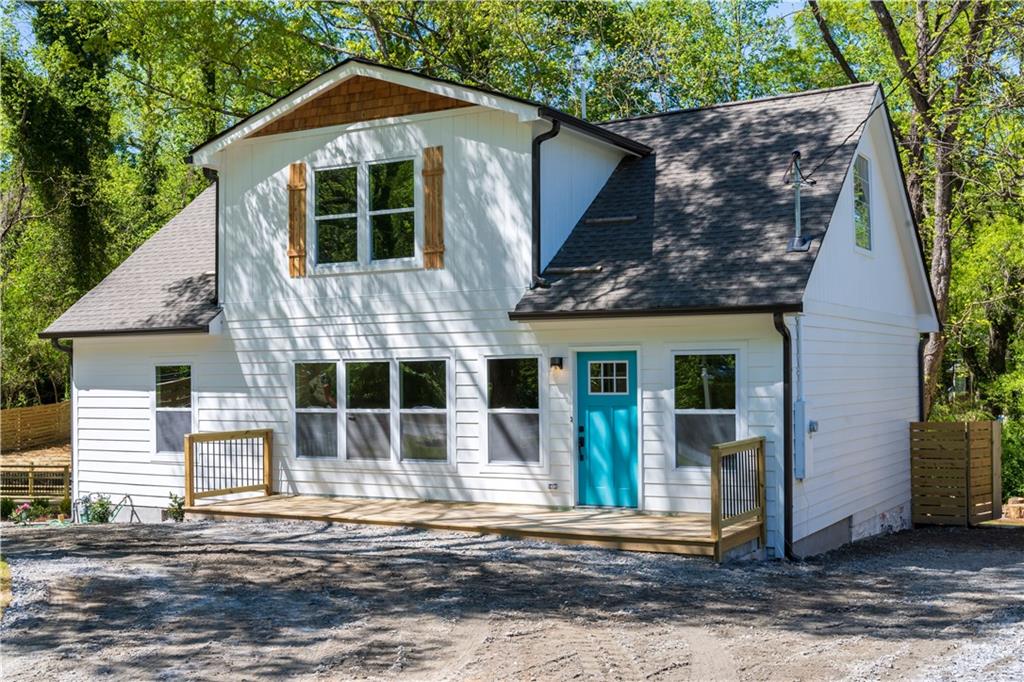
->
[[853, 244, 875, 258], [310, 258, 421, 277], [151, 452, 184, 465]]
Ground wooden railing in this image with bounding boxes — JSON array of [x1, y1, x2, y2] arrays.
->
[[1, 464, 71, 500], [184, 429, 273, 507], [710, 436, 766, 561]]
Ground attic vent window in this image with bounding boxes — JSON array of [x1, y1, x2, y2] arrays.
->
[[854, 155, 872, 251]]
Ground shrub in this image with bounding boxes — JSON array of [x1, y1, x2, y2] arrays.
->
[[166, 492, 185, 522], [0, 498, 14, 520], [58, 495, 72, 517], [11, 503, 32, 525], [28, 498, 51, 520], [1002, 418, 1024, 501], [82, 494, 113, 523]]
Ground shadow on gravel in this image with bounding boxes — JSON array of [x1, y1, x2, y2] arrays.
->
[[2, 522, 1023, 679]]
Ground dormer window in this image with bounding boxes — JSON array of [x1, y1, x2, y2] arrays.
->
[[853, 155, 871, 251], [312, 157, 416, 267]]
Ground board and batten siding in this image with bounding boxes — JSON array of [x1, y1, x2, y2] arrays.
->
[[795, 100, 935, 544]]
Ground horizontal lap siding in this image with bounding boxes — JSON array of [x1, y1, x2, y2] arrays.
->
[[793, 312, 920, 540]]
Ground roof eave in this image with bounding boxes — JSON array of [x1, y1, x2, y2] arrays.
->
[[508, 303, 803, 322], [38, 324, 213, 340]]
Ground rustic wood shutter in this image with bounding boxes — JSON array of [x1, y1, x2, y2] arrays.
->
[[287, 162, 307, 277], [422, 146, 444, 269]]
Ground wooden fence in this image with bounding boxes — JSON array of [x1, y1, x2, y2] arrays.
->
[[0, 464, 71, 500], [910, 421, 1002, 526], [1, 401, 71, 451], [184, 429, 273, 506]]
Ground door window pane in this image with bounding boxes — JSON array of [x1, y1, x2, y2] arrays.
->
[[488, 413, 540, 463], [295, 363, 337, 409], [589, 361, 628, 394], [156, 366, 191, 408], [347, 362, 390, 409], [487, 359, 539, 409], [297, 412, 338, 458], [675, 355, 736, 410]]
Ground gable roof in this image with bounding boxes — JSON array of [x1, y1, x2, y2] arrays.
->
[[187, 57, 649, 166], [511, 83, 882, 319], [39, 186, 219, 339]]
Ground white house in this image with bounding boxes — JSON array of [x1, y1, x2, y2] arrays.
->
[[42, 59, 938, 558]]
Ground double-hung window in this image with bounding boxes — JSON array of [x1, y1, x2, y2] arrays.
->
[[295, 363, 338, 458], [487, 358, 540, 464], [155, 365, 191, 453], [345, 361, 391, 460], [853, 155, 872, 251], [399, 361, 447, 461], [674, 354, 737, 468], [314, 158, 415, 267]]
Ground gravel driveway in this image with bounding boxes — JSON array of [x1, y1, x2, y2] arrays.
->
[[1, 521, 1022, 681]]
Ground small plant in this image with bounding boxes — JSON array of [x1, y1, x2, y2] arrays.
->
[[166, 492, 185, 522], [58, 496, 72, 518], [0, 498, 14, 520], [82, 494, 113, 523], [28, 498, 51, 520], [11, 503, 32, 525]]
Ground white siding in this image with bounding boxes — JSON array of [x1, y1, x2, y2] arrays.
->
[[539, 128, 624, 268], [795, 101, 935, 542]]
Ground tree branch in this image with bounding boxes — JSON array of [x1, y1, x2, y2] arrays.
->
[[870, 1, 933, 125], [808, 1, 859, 83]]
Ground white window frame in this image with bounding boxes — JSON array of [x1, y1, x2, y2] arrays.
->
[[398, 358, 451, 463], [853, 154, 873, 254], [343, 359, 394, 463], [152, 363, 195, 457], [671, 350, 740, 471], [293, 361, 340, 459], [587, 360, 629, 395], [482, 355, 543, 467], [309, 152, 423, 275]]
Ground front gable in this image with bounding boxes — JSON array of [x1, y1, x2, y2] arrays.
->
[[249, 76, 472, 138]]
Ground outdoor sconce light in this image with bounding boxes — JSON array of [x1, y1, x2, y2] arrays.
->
[[550, 357, 564, 370]]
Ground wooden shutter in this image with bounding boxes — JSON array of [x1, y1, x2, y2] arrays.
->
[[288, 162, 307, 277], [422, 146, 444, 269]]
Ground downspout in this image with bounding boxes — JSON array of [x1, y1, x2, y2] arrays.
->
[[917, 334, 928, 421], [202, 169, 220, 305], [531, 118, 561, 289], [773, 313, 795, 559], [50, 337, 74, 510]]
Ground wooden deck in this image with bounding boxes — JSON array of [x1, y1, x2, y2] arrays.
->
[[185, 494, 762, 559]]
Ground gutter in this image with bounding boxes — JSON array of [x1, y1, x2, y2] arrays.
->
[[538, 106, 652, 157], [510, 303, 802, 322], [773, 312, 795, 560], [531, 118, 561, 289], [39, 324, 213, 340]]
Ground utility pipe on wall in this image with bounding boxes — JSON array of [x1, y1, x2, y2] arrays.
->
[[530, 118, 561, 289]]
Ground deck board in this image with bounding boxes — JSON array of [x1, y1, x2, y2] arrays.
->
[[185, 494, 760, 557]]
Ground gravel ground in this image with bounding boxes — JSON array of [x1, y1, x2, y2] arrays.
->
[[1, 521, 1022, 681]]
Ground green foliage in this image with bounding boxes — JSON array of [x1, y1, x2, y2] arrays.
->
[[81, 494, 113, 523], [28, 497, 50, 520], [0, 498, 14, 520], [58, 495, 71, 517], [166, 492, 185, 522], [1003, 419, 1024, 501]]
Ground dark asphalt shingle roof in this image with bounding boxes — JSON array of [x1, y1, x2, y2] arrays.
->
[[41, 186, 219, 338], [513, 82, 880, 318]]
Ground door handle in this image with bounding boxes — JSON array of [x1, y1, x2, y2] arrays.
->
[[578, 435, 585, 460]]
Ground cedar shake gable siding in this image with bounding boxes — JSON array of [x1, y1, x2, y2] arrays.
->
[[249, 76, 472, 138]]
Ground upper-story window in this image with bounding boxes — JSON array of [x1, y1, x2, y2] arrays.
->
[[314, 158, 415, 267], [853, 155, 871, 251]]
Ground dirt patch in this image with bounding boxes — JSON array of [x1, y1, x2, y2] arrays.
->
[[1, 522, 1022, 680], [1, 443, 71, 467]]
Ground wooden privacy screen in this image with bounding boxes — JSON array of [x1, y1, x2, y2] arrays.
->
[[1, 401, 71, 451], [910, 421, 1002, 526]]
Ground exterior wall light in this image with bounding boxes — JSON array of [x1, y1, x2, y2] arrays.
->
[[550, 357, 564, 370]]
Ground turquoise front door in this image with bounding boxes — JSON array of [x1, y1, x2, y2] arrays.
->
[[576, 351, 638, 508]]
